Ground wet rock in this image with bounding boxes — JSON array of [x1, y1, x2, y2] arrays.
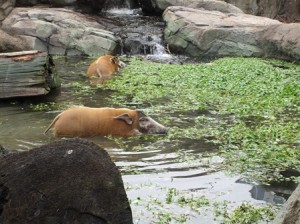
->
[[273, 184, 300, 224], [163, 6, 300, 61], [1, 7, 120, 56], [0, 138, 133, 224]]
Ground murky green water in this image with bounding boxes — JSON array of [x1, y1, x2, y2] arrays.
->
[[0, 56, 290, 223]]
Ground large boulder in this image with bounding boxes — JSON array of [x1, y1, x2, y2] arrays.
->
[[139, 0, 243, 15], [0, 138, 133, 224], [139, 0, 300, 22], [223, 0, 282, 18], [1, 7, 120, 56], [163, 6, 300, 61], [224, 0, 300, 22], [273, 184, 300, 224], [262, 23, 300, 61]]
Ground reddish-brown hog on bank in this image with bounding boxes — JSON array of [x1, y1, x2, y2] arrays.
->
[[86, 55, 126, 78], [44, 107, 168, 137]]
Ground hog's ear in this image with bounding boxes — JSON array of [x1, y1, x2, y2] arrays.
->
[[114, 113, 133, 125], [110, 56, 118, 65]]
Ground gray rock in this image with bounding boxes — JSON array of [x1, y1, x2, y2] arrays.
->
[[0, 138, 133, 224], [223, 0, 300, 22], [0, 29, 31, 52], [273, 184, 300, 224], [223, 0, 281, 18], [140, 0, 300, 22], [1, 7, 120, 56], [139, 0, 243, 14], [0, 0, 15, 25], [163, 6, 300, 61], [262, 23, 300, 61]]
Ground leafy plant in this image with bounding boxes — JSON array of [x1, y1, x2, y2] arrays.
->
[[103, 57, 300, 184], [221, 202, 276, 224]]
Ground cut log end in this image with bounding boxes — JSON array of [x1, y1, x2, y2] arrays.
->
[[0, 51, 60, 99]]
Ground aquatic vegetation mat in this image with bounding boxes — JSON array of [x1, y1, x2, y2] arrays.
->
[[101, 57, 300, 184]]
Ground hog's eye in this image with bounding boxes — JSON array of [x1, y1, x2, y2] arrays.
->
[[139, 117, 148, 122]]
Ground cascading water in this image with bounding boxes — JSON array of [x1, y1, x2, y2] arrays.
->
[[99, 1, 174, 62]]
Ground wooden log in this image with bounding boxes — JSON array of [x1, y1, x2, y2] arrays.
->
[[0, 50, 60, 99]]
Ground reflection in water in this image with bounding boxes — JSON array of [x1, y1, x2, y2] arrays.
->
[[250, 185, 286, 205]]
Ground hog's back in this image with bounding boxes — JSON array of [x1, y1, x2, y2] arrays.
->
[[54, 107, 138, 137], [87, 56, 118, 78]]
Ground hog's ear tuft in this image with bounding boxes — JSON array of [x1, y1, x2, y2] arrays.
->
[[114, 113, 133, 125], [110, 56, 118, 65]]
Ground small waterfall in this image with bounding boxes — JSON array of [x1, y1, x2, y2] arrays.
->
[[100, 2, 174, 62], [103, 0, 138, 9]]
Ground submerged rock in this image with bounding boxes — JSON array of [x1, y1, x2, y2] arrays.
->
[[0, 138, 133, 224]]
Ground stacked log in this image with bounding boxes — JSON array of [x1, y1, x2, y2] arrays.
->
[[0, 50, 60, 99]]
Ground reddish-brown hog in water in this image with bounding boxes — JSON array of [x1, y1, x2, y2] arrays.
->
[[44, 107, 168, 137], [86, 55, 126, 78]]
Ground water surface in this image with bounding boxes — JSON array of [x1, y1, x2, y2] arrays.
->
[[0, 56, 289, 223]]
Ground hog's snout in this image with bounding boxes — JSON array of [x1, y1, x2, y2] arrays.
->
[[137, 116, 168, 135], [118, 61, 126, 68]]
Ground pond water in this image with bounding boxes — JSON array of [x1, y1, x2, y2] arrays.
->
[[0, 56, 292, 223]]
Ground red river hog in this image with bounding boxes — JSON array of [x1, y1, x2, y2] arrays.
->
[[44, 107, 168, 137], [86, 55, 126, 78]]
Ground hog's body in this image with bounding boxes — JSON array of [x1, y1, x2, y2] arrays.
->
[[86, 55, 125, 78], [44, 107, 168, 137]]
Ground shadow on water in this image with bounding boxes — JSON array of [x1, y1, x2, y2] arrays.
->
[[0, 55, 292, 223]]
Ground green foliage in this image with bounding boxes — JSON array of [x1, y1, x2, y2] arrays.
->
[[177, 195, 210, 209], [30, 102, 55, 111], [101, 57, 300, 117], [103, 57, 300, 184], [71, 81, 96, 95], [136, 186, 277, 224], [221, 202, 276, 224], [166, 188, 177, 204]]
